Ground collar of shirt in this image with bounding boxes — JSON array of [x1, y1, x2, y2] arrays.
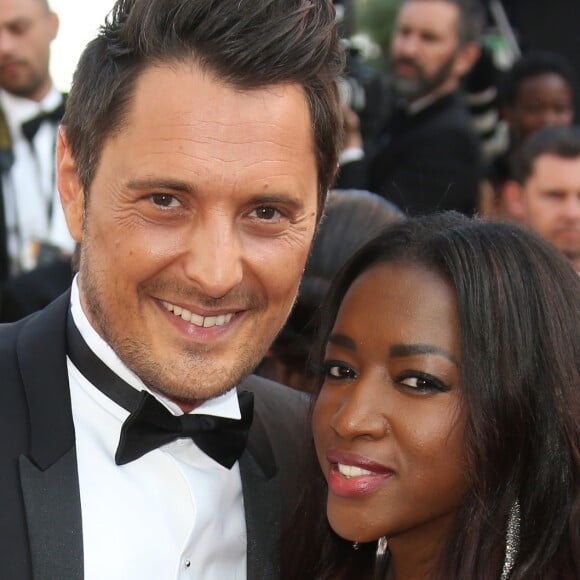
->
[[405, 92, 441, 116], [0, 86, 63, 139], [69, 275, 242, 420]]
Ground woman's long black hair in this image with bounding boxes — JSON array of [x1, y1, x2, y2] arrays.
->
[[282, 213, 579, 579]]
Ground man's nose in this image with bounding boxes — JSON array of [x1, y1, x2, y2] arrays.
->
[[564, 195, 580, 220], [0, 31, 16, 56], [394, 33, 420, 59], [182, 218, 244, 299]]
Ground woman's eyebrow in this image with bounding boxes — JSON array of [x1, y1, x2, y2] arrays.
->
[[327, 333, 356, 352], [389, 343, 459, 366]]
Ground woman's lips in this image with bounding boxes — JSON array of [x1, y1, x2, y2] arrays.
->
[[326, 449, 395, 498]]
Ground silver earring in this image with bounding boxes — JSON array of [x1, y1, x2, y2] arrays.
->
[[352, 541, 360, 551], [376, 536, 388, 559], [374, 536, 390, 579], [500, 500, 520, 580]]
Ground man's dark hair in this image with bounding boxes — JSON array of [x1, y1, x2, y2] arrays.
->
[[62, 0, 344, 212], [500, 50, 578, 108], [402, 0, 486, 46], [512, 125, 580, 184]]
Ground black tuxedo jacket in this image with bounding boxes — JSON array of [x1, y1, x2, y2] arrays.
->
[[337, 91, 483, 215], [0, 293, 310, 579]]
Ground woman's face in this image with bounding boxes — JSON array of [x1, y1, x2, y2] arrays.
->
[[312, 262, 469, 546]]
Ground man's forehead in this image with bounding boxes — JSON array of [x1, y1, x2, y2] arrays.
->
[[398, 0, 460, 35], [528, 153, 580, 185], [0, 0, 49, 22]]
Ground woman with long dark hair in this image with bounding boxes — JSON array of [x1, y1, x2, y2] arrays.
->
[[284, 213, 579, 579]]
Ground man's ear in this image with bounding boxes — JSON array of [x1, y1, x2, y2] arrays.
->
[[502, 179, 527, 221], [47, 11, 59, 43], [454, 43, 481, 78], [57, 128, 85, 243]]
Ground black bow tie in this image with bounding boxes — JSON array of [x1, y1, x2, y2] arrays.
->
[[66, 315, 254, 469], [21, 101, 66, 143]]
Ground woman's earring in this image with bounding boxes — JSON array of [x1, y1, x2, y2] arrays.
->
[[352, 541, 360, 551], [376, 536, 388, 559], [500, 500, 520, 580], [374, 536, 390, 579]]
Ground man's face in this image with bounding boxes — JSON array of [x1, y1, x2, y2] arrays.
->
[[390, 0, 465, 102], [59, 63, 319, 406], [509, 73, 575, 143], [0, 0, 58, 101], [521, 154, 580, 268]]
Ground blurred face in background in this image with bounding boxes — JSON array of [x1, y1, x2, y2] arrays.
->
[[507, 73, 575, 143], [390, 0, 477, 103], [508, 153, 580, 270], [0, 0, 58, 101]]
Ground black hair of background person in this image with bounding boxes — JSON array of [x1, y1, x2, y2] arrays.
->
[[511, 125, 580, 184], [282, 212, 579, 580], [501, 0, 580, 122], [499, 50, 578, 112]]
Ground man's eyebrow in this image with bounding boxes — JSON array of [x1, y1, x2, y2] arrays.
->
[[125, 178, 196, 193], [124, 180, 305, 208], [389, 343, 459, 366], [327, 333, 357, 351]]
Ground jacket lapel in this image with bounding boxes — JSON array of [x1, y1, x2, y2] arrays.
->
[[16, 292, 84, 580], [239, 406, 280, 580]]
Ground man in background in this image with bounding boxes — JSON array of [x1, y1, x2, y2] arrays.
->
[[338, 0, 484, 215], [0, 0, 72, 282], [480, 51, 577, 219], [504, 126, 580, 272]]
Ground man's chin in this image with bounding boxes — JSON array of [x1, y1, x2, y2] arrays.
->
[[392, 77, 428, 102]]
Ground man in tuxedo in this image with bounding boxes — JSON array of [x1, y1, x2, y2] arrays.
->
[[337, 0, 484, 215], [0, 0, 73, 282], [0, 1, 343, 579]]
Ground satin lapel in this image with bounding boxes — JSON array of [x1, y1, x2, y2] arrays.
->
[[16, 292, 83, 580], [239, 407, 280, 580], [19, 449, 83, 580]]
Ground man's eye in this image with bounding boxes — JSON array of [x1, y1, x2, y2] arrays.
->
[[250, 207, 281, 221], [9, 22, 30, 36], [150, 194, 180, 208]]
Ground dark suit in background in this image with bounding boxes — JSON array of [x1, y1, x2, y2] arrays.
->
[[0, 258, 73, 322], [338, 91, 483, 216]]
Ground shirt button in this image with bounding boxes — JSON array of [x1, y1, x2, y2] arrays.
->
[[185, 560, 191, 569]]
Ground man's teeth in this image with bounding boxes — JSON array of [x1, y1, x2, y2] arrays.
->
[[162, 301, 234, 328], [337, 463, 376, 479]]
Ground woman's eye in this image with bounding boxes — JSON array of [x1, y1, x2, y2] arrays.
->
[[150, 194, 180, 208], [250, 206, 282, 221], [398, 374, 448, 393], [324, 361, 357, 380]]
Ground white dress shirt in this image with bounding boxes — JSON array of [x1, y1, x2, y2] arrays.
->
[[68, 277, 247, 580], [0, 87, 74, 275]]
